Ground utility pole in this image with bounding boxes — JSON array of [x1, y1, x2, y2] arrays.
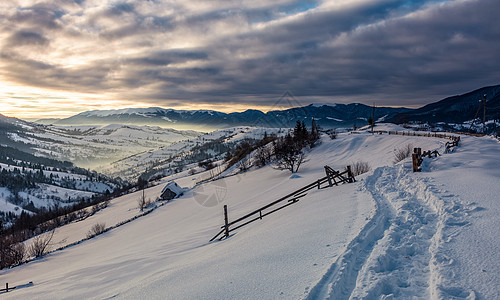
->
[[371, 103, 375, 134], [483, 94, 487, 135], [469, 94, 487, 135]]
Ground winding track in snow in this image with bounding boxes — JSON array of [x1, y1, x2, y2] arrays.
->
[[305, 160, 476, 299]]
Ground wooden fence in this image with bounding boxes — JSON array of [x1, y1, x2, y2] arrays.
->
[[0, 283, 13, 293], [410, 135, 460, 172], [411, 147, 441, 172], [387, 131, 460, 140], [0, 282, 33, 294], [445, 136, 460, 153], [209, 165, 355, 242]]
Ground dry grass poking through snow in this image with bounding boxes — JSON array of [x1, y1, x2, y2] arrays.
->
[[393, 143, 413, 164]]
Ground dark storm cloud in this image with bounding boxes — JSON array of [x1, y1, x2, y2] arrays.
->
[[7, 31, 50, 47], [1, 0, 499, 109]]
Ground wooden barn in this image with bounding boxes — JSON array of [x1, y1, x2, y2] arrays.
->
[[160, 181, 184, 201]]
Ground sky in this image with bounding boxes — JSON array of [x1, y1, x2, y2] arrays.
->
[[1, 0, 499, 120]]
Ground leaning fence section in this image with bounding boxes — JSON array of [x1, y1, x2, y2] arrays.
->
[[408, 136, 459, 172], [210, 165, 355, 242]]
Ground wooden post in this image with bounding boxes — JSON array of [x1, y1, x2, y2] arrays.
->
[[223, 205, 229, 238], [325, 166, 333, 187], [412, 153, 420, 172], [346, 165, 355, 182]]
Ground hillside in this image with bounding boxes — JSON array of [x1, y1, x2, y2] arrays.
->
[[0, 115, 201, 171], [103, 126, 285, 181], [2, 127, 498, 299], [0, 145, 120, 224], [389, 84, 500, 128]]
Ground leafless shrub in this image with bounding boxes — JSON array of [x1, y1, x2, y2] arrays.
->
[[91, 203, 100, 214], [0, 235, 26, 268], [255, 146, 273, 167], [138, 189, 152, 212], [351, 161, 371, 176], [238, 157, 252, 172], [393, 143, 413, 164], [198, 160, 215, 170], [87, 222, 106, 239], [28, 229, 55, 258], [9, 242, 26, 266], [100, 200, 110, 209]]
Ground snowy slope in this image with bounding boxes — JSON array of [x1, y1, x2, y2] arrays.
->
[[2, 131, 498, 299], [103, 126, 284, 180], [30, 124, 201, 171], [0, 162, 116, 212], [1, 118, 201, 172]]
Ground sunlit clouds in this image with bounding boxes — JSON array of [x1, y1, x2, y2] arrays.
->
[[1, 0, 499, 120]]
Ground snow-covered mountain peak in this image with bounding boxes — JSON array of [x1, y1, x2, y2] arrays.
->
[[79, 107, 168, 117]]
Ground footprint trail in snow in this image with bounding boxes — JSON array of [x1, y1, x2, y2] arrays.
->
[[306, 163, 478, 299]]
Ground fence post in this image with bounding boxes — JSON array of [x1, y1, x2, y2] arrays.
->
[[223, 205, 229, 238], [324, 166, 333, 187], [5, 283, 8, 292], [346, 165, 355, 182], [412, 153, 420, 172]]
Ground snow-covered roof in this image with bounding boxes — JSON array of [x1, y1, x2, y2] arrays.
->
[[161, 181, 184, 195]]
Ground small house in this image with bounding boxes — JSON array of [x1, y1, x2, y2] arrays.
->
[[160, 181, 184, 201]]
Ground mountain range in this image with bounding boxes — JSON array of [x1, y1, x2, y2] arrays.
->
[[35, 84, 500, 131], [36, 104, 408, 130]]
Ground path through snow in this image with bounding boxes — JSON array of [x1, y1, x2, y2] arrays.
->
[[306, 159, 481, 299]]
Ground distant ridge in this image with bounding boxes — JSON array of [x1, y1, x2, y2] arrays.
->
[[36, 103, 410, 130], [389, 84, 500, 124], [34, 84, 500, 130]]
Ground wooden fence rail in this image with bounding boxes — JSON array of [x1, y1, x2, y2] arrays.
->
[[0, 283, 14, 293], [387, 131, 460, 141], [445, 136, 460, 153], [209, 166, 355, 242], [411, 135, 460, 172], [411, 147, 441, 172], [0, 282, 34, 294]]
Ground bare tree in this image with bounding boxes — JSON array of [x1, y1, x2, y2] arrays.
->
[[393, 143, 413, 164], [237, 157, 252, 172], [275, 150, 308, 173], [138, 189, 147, 212], [29, 229, 55, 258], [9, 242, 25, 266], [255, 146, 273, 167], [0, 234, 26, 268]]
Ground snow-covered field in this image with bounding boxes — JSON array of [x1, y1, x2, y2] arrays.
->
[[1, 127, 499, 299], [5, 122, 201, 172], [103, 126, 284, 180]]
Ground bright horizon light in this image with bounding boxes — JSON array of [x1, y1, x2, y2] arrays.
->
[[1, 0, 498, 121]]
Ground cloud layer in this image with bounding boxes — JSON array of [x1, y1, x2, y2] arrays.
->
[[1, 0, 499, 117]]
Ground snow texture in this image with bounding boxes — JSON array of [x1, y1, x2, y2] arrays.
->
[[1, 128, 499, 299]]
